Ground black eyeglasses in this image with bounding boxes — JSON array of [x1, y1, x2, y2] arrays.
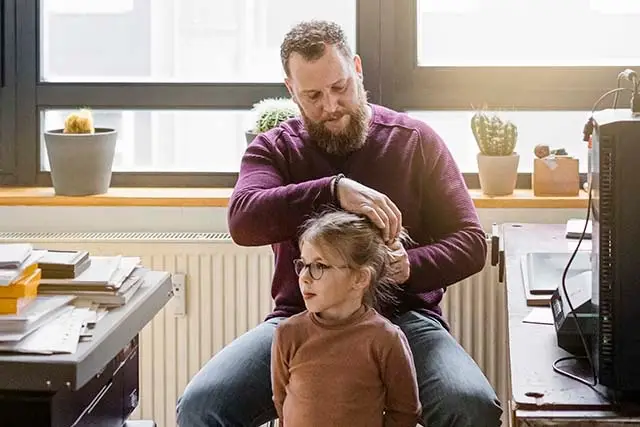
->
[[293, 259, 349, 280]]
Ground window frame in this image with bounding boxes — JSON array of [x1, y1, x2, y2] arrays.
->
[[13, 0, 382, 188], [380, 0, 636, 189], [0, 0, 16, 185], [9, 0, 632, 189]]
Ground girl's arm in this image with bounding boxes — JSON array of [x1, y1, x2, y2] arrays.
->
[[271, 327, 289, 425], [382, 328, 422, 427]]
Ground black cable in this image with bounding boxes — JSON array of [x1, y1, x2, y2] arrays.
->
[[552, 180, 597, 388], [552, 74, 640, 404]]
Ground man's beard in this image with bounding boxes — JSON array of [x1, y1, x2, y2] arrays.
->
[[302, 80, 369, 156]]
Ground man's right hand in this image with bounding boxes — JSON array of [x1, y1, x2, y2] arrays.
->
[[335, 177, 402, 243]]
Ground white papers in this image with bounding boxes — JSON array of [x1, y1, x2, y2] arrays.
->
[[0, 306, 85, 354], [523, 307, 555, 325]]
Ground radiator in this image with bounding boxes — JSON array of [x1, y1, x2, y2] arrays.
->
[[0, 232, 508, 427]]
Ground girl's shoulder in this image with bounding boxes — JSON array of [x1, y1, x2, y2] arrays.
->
[[365, 309, 405, 339]]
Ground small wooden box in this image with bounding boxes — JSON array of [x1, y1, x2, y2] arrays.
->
[[533, 156, 579, 196]]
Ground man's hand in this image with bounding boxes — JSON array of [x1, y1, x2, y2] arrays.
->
[[336, 177, 402, 243], [387, 239, 410, 285]]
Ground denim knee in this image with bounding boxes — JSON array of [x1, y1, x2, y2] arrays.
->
[[176, 383, 226, 427], [426, 385, 503, 427]]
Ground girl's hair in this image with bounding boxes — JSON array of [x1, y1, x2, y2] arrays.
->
[[298, 209, 413, 312]]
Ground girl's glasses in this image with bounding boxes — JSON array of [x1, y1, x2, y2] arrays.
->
[[293, 259, 349, 280]]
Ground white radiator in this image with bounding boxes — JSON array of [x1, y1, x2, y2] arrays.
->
[[0, 232, 508, 427]]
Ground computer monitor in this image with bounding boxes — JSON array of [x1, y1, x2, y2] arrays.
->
[[590, 108, 640, 397]]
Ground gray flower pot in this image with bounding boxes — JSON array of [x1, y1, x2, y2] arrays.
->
[[477, 153, 520, 196], [44, 128, 117, 196]]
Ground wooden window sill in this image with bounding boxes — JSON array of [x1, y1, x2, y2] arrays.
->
[[0, 187, 588, 209]]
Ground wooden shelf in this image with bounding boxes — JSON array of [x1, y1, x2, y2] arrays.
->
[[0, 187, 588, 209]]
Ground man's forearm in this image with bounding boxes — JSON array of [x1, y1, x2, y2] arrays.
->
[[406, 225, 487, 292], [228, 177, 335, 246]]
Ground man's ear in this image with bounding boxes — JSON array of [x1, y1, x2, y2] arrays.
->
[[284, 78, 297, 102], [353, 54, 363, 80]]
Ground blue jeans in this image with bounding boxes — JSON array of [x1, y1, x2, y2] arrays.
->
[[176, 311, 502, 427]]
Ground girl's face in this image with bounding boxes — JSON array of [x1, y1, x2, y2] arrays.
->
[[296, 239, 369, 320]]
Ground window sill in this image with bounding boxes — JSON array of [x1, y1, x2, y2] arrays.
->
[[0, 187, 588, 209]]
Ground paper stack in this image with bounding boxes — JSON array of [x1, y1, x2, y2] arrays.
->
[[0, 244, 46, 315], [37, 255, 145, 307]]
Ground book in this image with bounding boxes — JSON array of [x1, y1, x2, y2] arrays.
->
[[0, 250, 46, 286], [38, 256, 140, 290], [0, 244, 33, 269], [565, 219, 592, 239], [37, 250, 90, 279]]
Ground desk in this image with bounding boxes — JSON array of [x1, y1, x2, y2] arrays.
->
[[0, 270, 172, 427], [502, 223, 640, 426]]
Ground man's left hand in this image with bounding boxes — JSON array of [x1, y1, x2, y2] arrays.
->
[[387, 240, 410, 285]]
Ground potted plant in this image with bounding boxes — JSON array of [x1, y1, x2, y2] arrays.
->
[[44, 108, 117, 196], [245, 97, 299, 145], [471, 109, 519, 196]]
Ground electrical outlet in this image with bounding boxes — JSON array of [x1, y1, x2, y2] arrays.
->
[[172, 273, 187, 316]]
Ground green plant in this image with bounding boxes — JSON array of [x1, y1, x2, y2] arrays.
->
[[471, 110, 518, 156], [251, 98, 299, 133]]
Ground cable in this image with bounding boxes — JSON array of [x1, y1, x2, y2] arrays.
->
[[552, 73, 640, 403], [612, 69, 638, 109], [597, 87, 632, 114], [552, 179, 597, 388]]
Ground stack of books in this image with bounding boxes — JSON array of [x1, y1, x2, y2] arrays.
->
[[0, 244, 44, 315], [37, 250, 90, 279], [37, 255, 145, 307], [0, 247, 148, 355]]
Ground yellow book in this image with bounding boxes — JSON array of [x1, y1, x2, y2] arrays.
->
[[0, 264, 41, 299], [0, 296, 35, 315]]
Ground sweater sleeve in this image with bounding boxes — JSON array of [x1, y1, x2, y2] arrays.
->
[[228, 133, 334, 247], [382, 327, 422, 427], [271, 326, 289, 424], [406, 123, 487, 292]]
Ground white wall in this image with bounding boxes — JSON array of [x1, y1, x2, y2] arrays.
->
[[0, 206, 587, 233]]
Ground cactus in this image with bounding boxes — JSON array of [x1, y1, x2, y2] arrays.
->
[[252, 98, 299, 133], [63, 108, 95, 134], [471, 110, 517, 156]]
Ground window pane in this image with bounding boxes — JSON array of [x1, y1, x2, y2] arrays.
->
[[41, 110, 255, 172], [417, 0, 640, 66], [40, 0, 356, 83], [407, 110, 591, 174]]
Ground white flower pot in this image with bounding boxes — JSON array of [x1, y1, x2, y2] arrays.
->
[[477, 153, 520, 196]]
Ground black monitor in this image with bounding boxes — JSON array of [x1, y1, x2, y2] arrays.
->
[[590, 108, 640, 397]]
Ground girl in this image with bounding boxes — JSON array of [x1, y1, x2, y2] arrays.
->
[[271, 210, 421, 427]]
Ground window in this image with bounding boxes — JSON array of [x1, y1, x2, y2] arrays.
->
[[381, 0, 640, 181], [416, 0, 640, 67], [9, 0, 369, 187], [4, 1, 638, 188]]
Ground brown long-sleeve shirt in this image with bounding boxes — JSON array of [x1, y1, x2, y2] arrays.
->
[[271, 306, 421, 427]]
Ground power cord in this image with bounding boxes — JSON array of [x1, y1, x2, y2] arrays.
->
[[612, 68, 639, 111], [552, 180, 597, 388]]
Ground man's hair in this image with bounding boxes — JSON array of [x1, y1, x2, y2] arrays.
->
[[298, 210, 411, 312], [280, 20, 353, 77]]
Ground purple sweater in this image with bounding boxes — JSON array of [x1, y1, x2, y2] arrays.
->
[[228, 104, 487, 324]]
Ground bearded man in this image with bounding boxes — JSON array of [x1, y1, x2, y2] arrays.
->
[[177, 20, 502, 427]]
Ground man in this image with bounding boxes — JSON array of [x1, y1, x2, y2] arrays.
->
[[177, 20, 502, 427]]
